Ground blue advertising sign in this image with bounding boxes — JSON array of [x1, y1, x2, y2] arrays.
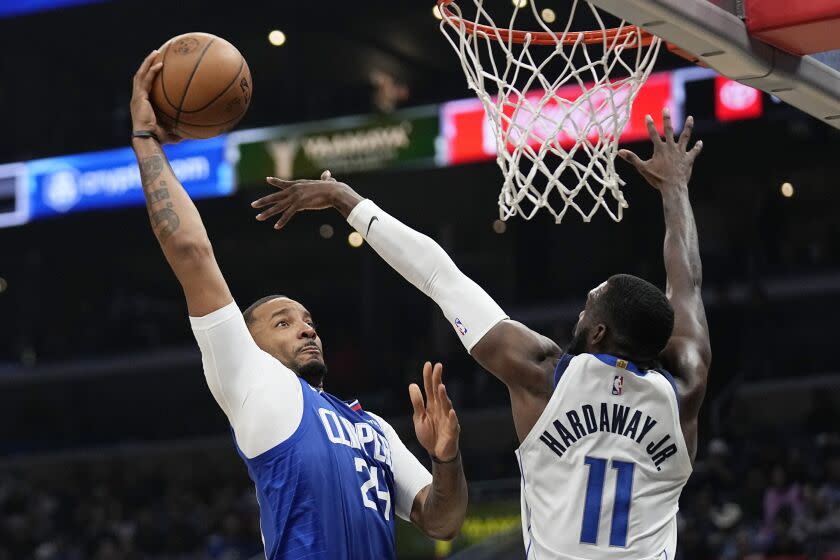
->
[[0, 0, 105, 18], [27, 136, 234, 220]]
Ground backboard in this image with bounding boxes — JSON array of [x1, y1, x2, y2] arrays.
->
[[586, 0, 840, 128]]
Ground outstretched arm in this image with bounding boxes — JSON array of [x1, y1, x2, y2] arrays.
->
[[131, 50, 232, 317], [132, 52, 278, 435], [250, 177, 561, 402], [407, 362, 467, 540], [619, 109, 711, 461]]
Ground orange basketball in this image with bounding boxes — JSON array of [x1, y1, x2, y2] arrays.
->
[[150, 32, 252, 140]]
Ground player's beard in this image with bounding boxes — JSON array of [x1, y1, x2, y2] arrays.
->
[[295, 359, 327, 389], [568, 324, 590, 355]]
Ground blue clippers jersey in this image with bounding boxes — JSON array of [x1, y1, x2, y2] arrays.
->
[[234, 377, 397, 560]]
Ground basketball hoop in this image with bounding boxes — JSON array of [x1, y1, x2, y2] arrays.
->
[[438, 0, 662, 222]]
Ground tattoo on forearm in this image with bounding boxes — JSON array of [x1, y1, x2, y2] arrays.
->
[[139, 155, 164, 188], [151, 203, 181, 242], [147, 187, 170, 204], [137, 152, 183, 244]]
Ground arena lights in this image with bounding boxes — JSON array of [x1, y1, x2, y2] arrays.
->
[[319, 224, 334, 239], [433, 4, 443, 20], [781, 182, 795, 198], [541, 8, 556, 23], [0, 277, 6, 294], [348, 231, 364, 248], [492, 219, 507, 234], [268, 30, 287, 47]]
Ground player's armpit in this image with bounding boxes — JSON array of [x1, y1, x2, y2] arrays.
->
[[661, 335, 710, 416], [660, 334, 710, 463], [663, 287, 711, 410], [470, 320, 562, 394]]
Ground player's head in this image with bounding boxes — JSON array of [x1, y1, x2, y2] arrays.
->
[[243, 295, 327, 388], [569, 274, 674, 364]]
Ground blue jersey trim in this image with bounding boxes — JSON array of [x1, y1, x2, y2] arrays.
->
[[657, 368, 680, 411], [592, 354, 647, 376], [553, 353, 575, 387]]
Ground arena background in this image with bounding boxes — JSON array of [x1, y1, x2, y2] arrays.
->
[[0, 1, 838, 558]]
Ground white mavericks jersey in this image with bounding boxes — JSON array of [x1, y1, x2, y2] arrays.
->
[[515, 353, 692, 560]]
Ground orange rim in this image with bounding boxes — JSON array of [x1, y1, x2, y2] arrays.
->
[[437, 0, 656, 47]]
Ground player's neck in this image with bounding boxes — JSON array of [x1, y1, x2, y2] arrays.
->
[[590, 345, 657, 371]]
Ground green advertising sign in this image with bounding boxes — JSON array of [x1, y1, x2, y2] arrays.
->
[[394, 499, 521, 559], [233, 105, 440, 187]]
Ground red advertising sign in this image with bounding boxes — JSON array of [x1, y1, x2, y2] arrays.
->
[[440, 71, 674, 166], [715, 77, 763, 122]]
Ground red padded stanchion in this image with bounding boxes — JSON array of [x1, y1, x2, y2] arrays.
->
[[745, 0, 840, 55]]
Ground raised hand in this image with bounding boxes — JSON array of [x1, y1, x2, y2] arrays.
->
[[618, 108, 703, 192], [130, 50, 182, 144], [251, 171, 362, 229], [409, 362, 461, 463]]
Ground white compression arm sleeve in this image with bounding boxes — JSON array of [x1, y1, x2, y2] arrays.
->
[[347, 199, 508, 352], [367, 412, 432, 521], [190, 302, 304, 458]]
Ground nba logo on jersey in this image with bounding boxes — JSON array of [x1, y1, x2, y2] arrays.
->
[[612, 375, 624, 395], [454, 318, 468, 336]]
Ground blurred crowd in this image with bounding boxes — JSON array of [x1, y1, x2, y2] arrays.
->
[[0, 450, 262, 560], [679, 435, 840, 560], [0, 432, 837, 560]]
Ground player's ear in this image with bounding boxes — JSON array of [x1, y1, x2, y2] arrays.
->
[[590, 323, 607, 346]]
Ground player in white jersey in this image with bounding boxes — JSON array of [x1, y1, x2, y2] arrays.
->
[[252, 109, 710, 559]]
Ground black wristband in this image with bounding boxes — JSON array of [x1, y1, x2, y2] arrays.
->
[[132, 130, 160, 143], [431, 450, 460, 464]]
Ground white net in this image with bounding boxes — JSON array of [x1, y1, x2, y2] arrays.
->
[[439, 0, 662, 222]]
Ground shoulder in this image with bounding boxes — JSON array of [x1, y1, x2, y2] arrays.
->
[[661, 336, 711, 415], [653, 367, 680, 400], [551, 352, 579, 386], [479, 320, 561, 357], [471, 320, 562, 392], [364, 410, 397, 438]]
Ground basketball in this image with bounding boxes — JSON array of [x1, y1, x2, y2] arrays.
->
[[150, 32, 252, 140]]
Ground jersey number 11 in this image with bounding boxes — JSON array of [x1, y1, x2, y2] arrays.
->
[[580, 456, 635, 547]]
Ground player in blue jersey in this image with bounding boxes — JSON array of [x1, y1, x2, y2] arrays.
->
[[252, 110, 711, 558], [130, 52, 468, 560]]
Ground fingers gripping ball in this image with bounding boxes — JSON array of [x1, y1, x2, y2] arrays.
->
[[150, 32, 252, 140]]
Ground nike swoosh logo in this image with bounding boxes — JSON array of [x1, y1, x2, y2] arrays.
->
[[366, 215, 379, 236]]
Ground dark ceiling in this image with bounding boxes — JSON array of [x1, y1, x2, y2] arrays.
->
[[0, 0, 691, 163]]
